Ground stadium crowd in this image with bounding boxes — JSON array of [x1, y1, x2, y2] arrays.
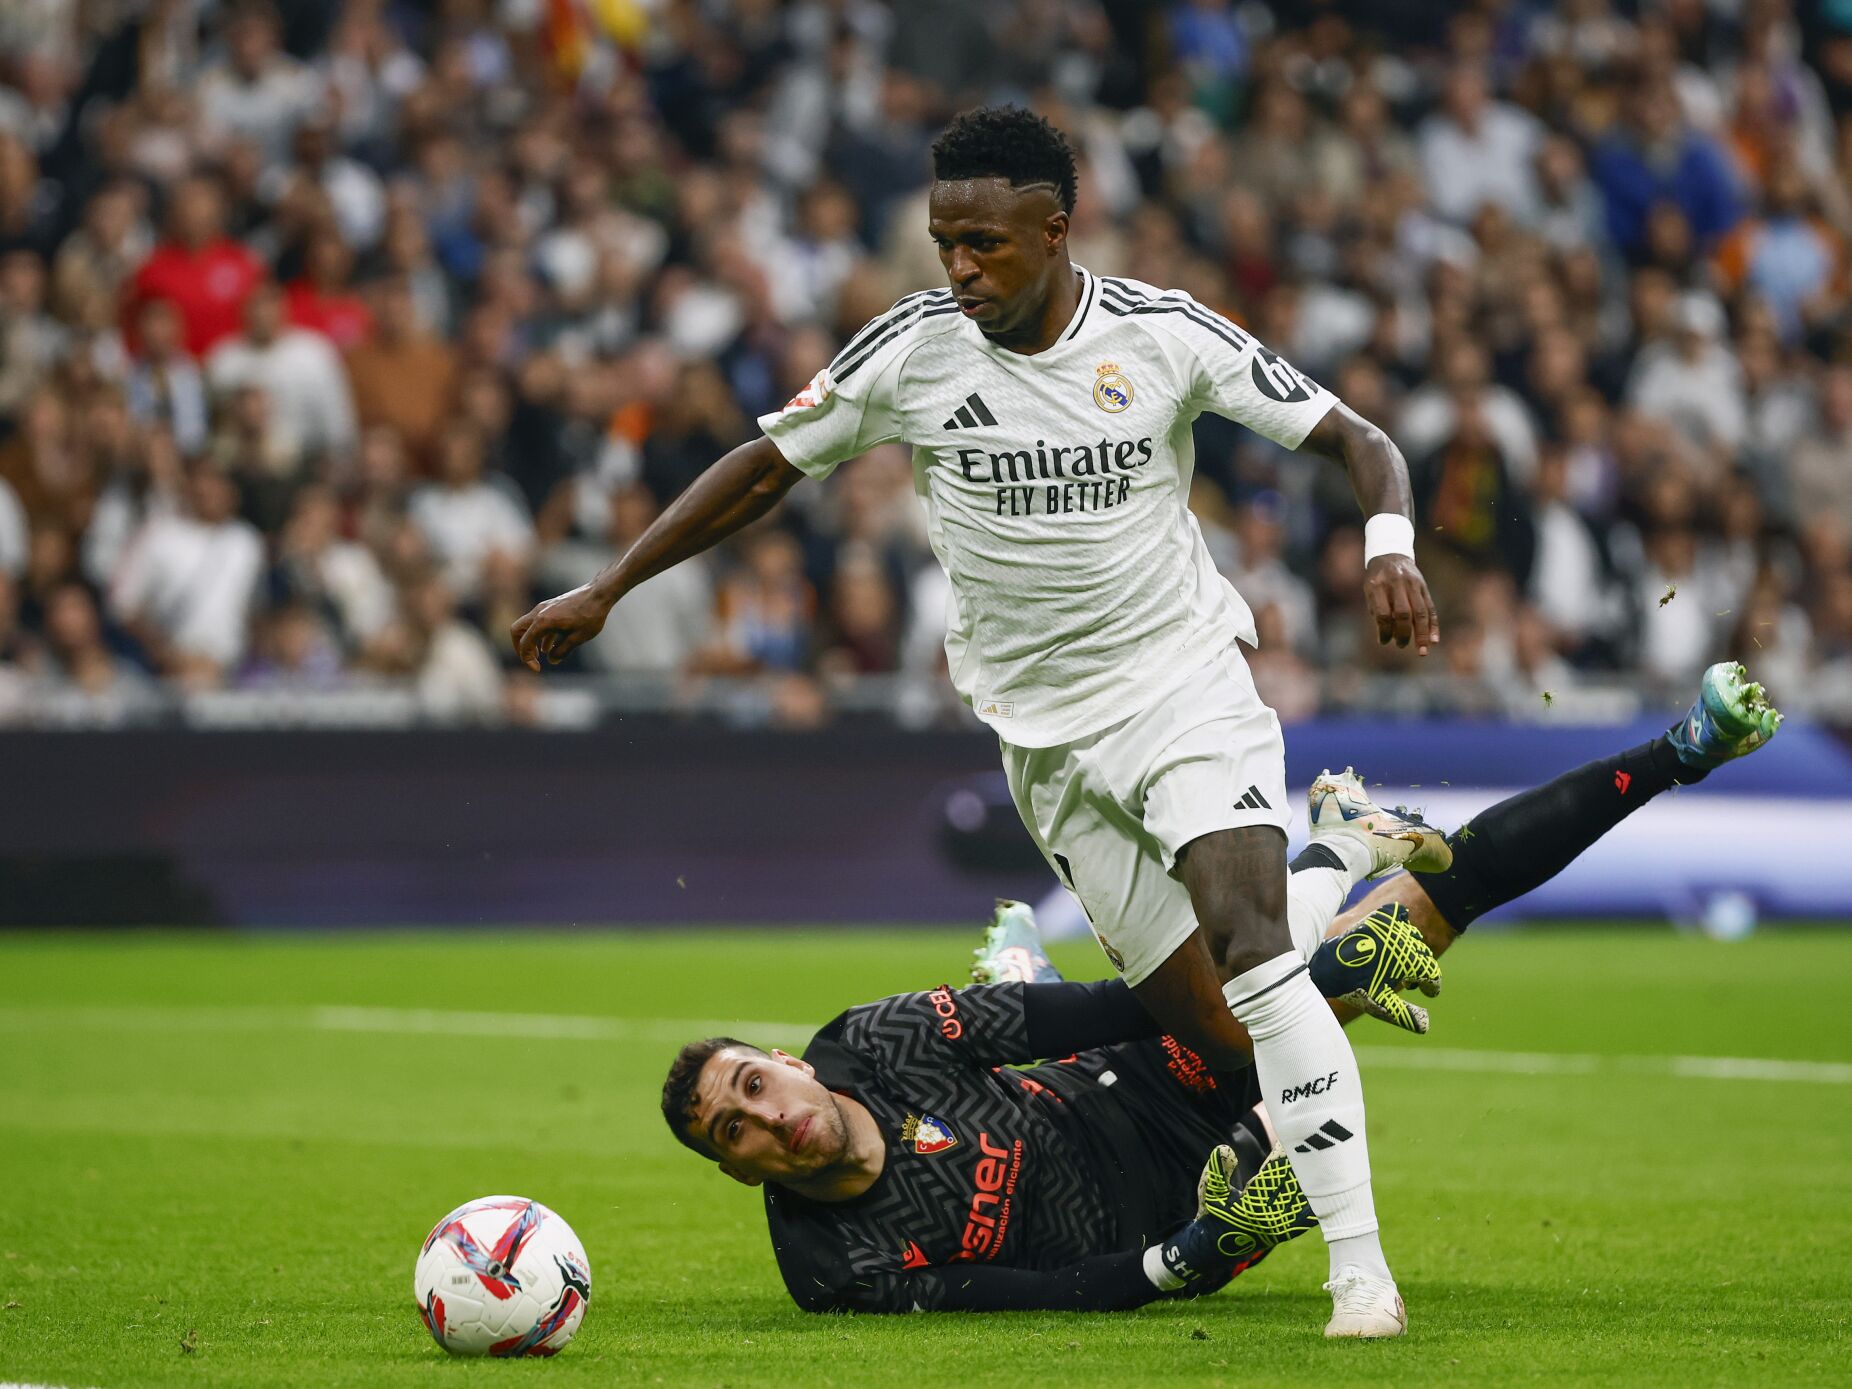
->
[[2, 0, 1852, 727]]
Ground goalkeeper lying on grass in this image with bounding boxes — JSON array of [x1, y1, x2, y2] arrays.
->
[[659, 663, 1780, 1316]]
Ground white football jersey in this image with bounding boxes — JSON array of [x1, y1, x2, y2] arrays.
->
[[758, 267, 1336, 747]]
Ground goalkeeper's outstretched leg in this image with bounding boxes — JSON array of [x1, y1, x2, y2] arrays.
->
[[1324, 661, 1783, 970]]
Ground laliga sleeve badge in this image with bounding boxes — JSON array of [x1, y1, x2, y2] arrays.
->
[[1093, 361, 1133, 413], [781, 367, 831, 412], [901, 1112, 959, 1155]]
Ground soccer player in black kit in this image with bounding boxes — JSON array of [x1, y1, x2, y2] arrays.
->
[[659, 665, 1781, 1315]]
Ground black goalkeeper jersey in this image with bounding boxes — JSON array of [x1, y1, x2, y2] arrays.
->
[[762, 981, 1259, 1313]]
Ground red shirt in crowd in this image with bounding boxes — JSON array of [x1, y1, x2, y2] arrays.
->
[[285, 280, 373, 351], [126, 239, 266, 357]]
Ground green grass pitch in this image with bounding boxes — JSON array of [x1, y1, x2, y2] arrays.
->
[[2, 926, 1850, 1388]]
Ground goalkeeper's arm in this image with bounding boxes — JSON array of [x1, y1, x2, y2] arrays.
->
[[818, 1243, 1234, 1314]]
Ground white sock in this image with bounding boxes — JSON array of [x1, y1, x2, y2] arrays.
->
[[1284, 837, 1368, 960], [1328, 1230, 1392, 1283], [1286, 866, 1347, 959], [1223, 952, 1391, 1282]]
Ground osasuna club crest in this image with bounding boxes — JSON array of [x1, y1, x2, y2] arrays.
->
[[901, 1112, 958, 1155]]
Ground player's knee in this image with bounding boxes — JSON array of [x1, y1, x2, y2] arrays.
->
[[1218, 932, 1285, 981], [1180, 836, 1290, 979]]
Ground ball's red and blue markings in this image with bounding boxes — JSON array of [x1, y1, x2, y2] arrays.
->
[[430, 1203, 535, 1299], [488, 1256, 591, 1358], [418, 1290, 447, 1346], [486, 1201, 543, 1280]]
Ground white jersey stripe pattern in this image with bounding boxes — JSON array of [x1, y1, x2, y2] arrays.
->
[[759, 266, 1336, 746]]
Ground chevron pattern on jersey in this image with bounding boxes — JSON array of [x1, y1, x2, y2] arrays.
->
[[764, 986, 1115, 1312]]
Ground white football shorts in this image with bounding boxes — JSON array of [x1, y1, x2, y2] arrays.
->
[[999, 642, 1291, 987]]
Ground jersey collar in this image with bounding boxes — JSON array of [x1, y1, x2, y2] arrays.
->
[[965, 265, 1098, 365]]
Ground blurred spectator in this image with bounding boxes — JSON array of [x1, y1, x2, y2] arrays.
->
[[39, 582, 149, 700], [343, 276, 456, 463], [284, 228, 372, 351], [398, 573, 502, 723], [108, 464, 265, 683], [820, 547, 901, 676], [0, 248, 64, 415], [240, 603, 345, 691], [1625, 291, 1746, 457], [83, 423, 185, 591], [1531, 135, 1606, 251], [1399, 338, 1539, 484], [641, 360, 750, 503], [1712, 156, 1846, 346], [1419, 64, 1542, 225], [1589, 74, 1743, 256], [276, 115, 385, 256], [0, 468, 24, 576], [50, 182, 148, 325], [1247, 601, 1320, 724], [197, 0, 323, 170], [274, 484, 394, 650], [125, 175, 264, 358], [707, 528, 815, 675], [1417, 390, 1537, 609], [0, 388, 84, 535], [1227, 491, 1317, 659], [1527, 446, 1613, 657], [0, 131, 57, 257], [1790, 364, 1852, 535], [407, 421, 534, 602], [125, 298, 209, 458], [207, 281, 357, 464]]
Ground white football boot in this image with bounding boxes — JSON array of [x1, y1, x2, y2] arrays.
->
[[1308, 767, 1453, 879], [1323, 1264, 1408, 1338]]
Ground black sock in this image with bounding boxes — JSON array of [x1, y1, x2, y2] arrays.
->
[[1416, 736, 1706, 933], [1290, 842, 1347, 875]]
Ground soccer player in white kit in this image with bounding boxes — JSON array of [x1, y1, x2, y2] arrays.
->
[[512, 107, 1441, 1337]]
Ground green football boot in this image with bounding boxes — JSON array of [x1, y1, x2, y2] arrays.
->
[[970, 899, 1062, 985], [1667, 662, 1783, 771]]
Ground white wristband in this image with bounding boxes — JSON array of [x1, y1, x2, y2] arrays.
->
[[1363, 513, 1415, 565], [1142, 1242, 1186, 1292]]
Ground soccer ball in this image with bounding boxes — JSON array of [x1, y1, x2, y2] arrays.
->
[[414, 1195, 591, 1356]]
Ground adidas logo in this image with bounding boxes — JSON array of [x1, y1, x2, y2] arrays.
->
[[1235, 785, 1271, 811], [1294, 1119, 1354, 1154], [942, 392, 998, 430]]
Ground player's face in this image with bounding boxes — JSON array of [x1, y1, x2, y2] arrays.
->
[[928, 178, 1068, 335], [690, 1046, 851, 1186]]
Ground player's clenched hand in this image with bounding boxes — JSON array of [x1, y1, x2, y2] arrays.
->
[[1364, 554, 1440, 656], [511, 584, 611, 672], [1307, 904, 1443, 1035]]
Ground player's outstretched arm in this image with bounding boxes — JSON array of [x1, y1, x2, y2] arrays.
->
[[512, 436, 804, 669], [1299, 402, 1440, 657]]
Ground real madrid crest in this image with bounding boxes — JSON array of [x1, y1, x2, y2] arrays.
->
[[1093, 361, 1132, 413]]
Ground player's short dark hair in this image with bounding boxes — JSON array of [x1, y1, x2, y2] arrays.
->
[[931, 106, 1078, 214], [661, 1037, 759, 1154]]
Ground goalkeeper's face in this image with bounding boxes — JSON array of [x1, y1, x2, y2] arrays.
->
[[686, 1045, 852, 1187]]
